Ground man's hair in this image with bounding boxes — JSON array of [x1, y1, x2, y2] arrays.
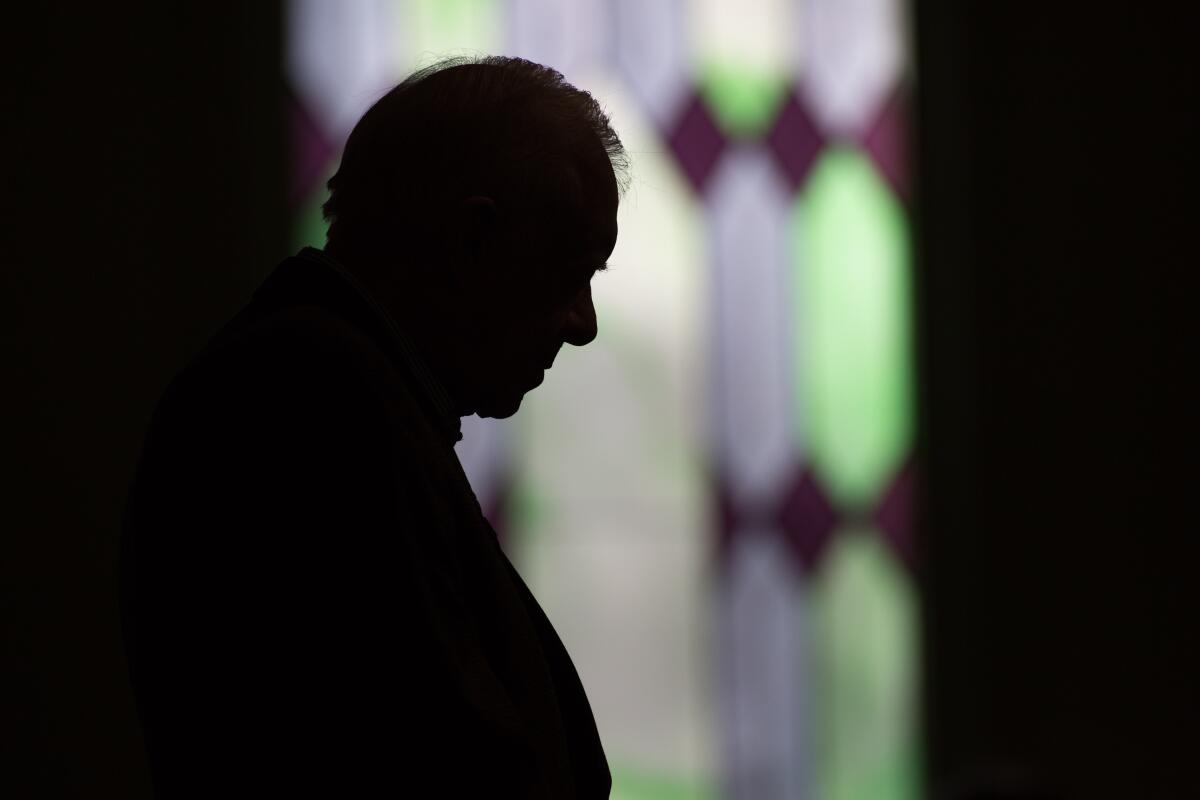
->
[[322, 55, 630, 264]]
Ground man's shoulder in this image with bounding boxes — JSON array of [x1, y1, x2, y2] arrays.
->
[[173, 299, 396, 397], [149, 302, 428, 456], [199, 300, 394, 376]]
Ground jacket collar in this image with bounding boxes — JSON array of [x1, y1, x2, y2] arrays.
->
[[256, 247, 464, 447]]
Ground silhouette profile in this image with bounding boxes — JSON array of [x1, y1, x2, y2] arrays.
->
[[119, 56, 627, 798]]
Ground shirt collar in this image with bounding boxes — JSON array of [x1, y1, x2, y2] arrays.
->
[[297, 247, 464, 446]]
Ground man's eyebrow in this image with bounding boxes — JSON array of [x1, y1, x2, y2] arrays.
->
[[574, 252, 610, 272]]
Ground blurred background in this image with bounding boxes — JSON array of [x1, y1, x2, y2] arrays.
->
[[4, 2, 1194, 798]]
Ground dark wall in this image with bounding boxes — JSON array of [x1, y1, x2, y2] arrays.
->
[[4, 5, 284, 796], [915, 4, 1196, 798]]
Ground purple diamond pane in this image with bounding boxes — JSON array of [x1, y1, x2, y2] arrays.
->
[[713, 469, 789, 568], [873, 458, 916, 572], [861, 88, 910, 203], [666, 89, 727, 195], [712, 470, 742, 566], [765, 88, 825, 195], [775, 466, 840, 573]]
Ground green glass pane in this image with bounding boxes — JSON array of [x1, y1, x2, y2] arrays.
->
[[610, 762, 715, 800], [696, 59, 788, 140], [810, 529, 919, 800], [291, 184, 330, 253], [510, 79, 706, 551], [401, 0, 501, 66], [506, 464, 554, 549], [691, 0, 793, 139], [792, 145, 913, 510], [506, 83, 713, 790]]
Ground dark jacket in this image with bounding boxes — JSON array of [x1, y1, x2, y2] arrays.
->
[[119, 249, 610, 798]]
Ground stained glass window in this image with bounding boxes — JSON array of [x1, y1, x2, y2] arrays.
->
[[286, 2, 917, 797]]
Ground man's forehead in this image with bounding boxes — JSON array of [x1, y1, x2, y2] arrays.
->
[[562, 162, 619, 253], [508, 140, 617, 259], [553, 200, 616, 263]]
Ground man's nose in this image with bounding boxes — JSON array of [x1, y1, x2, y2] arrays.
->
[[562, 284, 598, 347]]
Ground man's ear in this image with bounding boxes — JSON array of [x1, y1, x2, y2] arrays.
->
[[457, 195, 498, 253], [443, 195, 499, 293]]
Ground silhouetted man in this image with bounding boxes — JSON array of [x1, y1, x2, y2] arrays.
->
[[120, 56, 626, 798]]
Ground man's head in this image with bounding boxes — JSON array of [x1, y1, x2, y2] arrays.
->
[[322, 56, 629, 419]]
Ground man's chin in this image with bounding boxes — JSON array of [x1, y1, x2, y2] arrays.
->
[[475, 392, 524, 420]]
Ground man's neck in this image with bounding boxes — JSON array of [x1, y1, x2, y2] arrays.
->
[[323, 245, 473, 419]]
